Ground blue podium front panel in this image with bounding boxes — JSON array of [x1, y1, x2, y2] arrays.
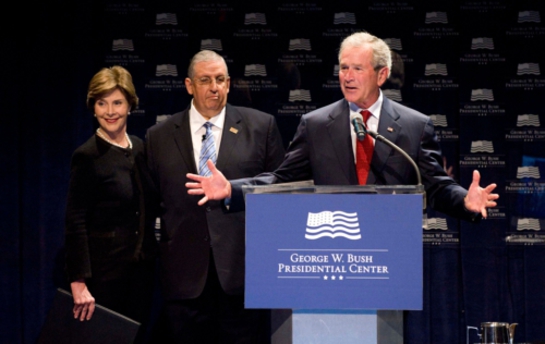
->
[[245, 193, 423, 310]]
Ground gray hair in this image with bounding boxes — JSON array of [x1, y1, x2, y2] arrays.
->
[[187, 50, 229, 78], [338, 32, 392, 77]]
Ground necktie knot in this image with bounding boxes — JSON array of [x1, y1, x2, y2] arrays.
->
[[360, 110, 372, 124], [203, 122, 213, 136]]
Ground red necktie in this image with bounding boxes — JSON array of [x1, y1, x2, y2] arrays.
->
[[356, 110, 373, 185]]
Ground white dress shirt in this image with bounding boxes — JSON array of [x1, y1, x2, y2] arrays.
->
[[189, 100, 226, 174]]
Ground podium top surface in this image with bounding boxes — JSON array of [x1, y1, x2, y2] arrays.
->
[[242, 181, 425, 195]]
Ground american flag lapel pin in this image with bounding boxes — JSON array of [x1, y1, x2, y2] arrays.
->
[[387, 127, 394, 132], [230, 127, 239, 134]]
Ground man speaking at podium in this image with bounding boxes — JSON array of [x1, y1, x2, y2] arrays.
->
[[186, 31, 499, 220]]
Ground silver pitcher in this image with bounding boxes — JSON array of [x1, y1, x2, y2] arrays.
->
[[467, 322, 517, 344]]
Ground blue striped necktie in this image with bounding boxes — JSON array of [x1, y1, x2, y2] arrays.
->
[[199, 122, 217, 176]]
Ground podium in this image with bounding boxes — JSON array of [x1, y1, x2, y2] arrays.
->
[[242, 182, 425, 344]]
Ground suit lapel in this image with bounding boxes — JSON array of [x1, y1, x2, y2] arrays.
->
[[326, 100, 356, 184], [368, 97, 401, 184], [172, 110, 198, 173], [216, 104, 241, 170]]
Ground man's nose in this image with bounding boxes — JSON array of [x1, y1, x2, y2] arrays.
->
[[209, 79, 219, 90], [344, 68, 355, 80]]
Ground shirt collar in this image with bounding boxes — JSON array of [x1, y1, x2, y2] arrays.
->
[[348, 90, 383, 120], [189, 100, 226, 135]]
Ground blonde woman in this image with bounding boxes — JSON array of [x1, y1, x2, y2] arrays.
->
[[64, 66, 158, 336]]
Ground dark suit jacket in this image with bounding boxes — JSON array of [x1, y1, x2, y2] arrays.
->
[[145, 104, 285, 300], [231, 97, 474, 221], [65, 135, 159, 283]]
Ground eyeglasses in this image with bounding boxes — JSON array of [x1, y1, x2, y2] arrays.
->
[[193, 75, 229, 86]]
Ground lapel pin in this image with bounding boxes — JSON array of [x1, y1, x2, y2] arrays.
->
[[230, 127, 239, 134], [387, 127, 394, 132]]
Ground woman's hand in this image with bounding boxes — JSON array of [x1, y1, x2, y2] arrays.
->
[[70, 280, 95, 321]]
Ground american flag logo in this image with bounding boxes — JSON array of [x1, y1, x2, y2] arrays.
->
[[155, 64, 178, 77], [425, 64, 448, 76], [333, 12, 356, 25], [516, 114, 540, 127], [289, 90, 311, 102], [201, 39, 223, 51], [516, 166, 541, 179], [289, 39, 312, 51], [244, 64, 267, 77], [471, 37, 494, 50], [384, 38, 402, 51], [470, 140, 494, 153], [112, 39, 134, 51], [305, 211, 361, 240], [244, 13, 267, 25], [518, 11, 540, 23], [383, 89, 402, 102], [516, 218, 541, 231], [517, 63, 540, 75], [470, 89, 494, 101], [429, 115, 448, 127], [425, 12, 448, 24], [156, 13, 178, 25], [424, 218, 448, 231]]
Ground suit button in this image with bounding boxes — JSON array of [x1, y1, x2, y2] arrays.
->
[[136, 211, 140, 216], [206, 206, 211, 212], [135, 231, 139, 235], [204, 235, 209, 241]]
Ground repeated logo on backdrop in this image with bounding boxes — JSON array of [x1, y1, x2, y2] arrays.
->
[[234, 13, 278, 40], [461, 38, 506, 65], [505, 115, 545, 142], [507, 10, 543, 38], [233, 63, 278, 94], [92, 1, 545, 245], [413, 63, 458, 92], [414, 11, 459, 39], [506, 63, 544, 91], [105, 39, 145, 69], [423, 217, 460, 246]]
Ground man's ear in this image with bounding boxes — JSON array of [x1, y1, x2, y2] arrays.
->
[[185, 78, 194, 95], [377, 67, 389, 87]]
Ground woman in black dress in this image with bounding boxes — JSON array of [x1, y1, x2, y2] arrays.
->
[[64, 66, 158, 333]]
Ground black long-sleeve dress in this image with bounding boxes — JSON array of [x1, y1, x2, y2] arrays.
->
[[65, 134, 158, 324]]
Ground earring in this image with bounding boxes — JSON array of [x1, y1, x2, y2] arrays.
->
[[94, 114, 97, 117], [128, 111, 131, 115]]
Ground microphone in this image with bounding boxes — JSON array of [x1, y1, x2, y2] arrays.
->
[[350, 114, 425, 209], [202, 134, 206, 142], [350, 113, 367, 141], [364, 128, 423, 187]]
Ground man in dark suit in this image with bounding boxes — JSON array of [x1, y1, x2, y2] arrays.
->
[[186, 32, 499, 220], [145, 50, 285, 343]]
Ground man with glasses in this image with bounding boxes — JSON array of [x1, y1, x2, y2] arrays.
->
[[146, 50, 285, 343]]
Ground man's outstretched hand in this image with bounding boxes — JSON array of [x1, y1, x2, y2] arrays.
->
[[186, 160, 231, 206], [464, 170, 499, 218]]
